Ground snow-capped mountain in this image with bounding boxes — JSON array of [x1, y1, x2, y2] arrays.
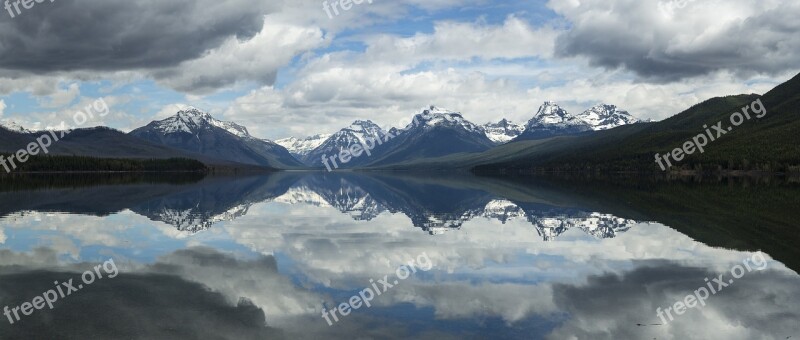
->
[[414, 106, 486, 133], [515, 101, 592, 141], [301, 120, 386, 166], [145, 107, 254, 137], [482, 119, 525, 144], [0, 120, 32, 134], [575, 104, 640, 131], [357, 106, 496, 167], [515, 102, 639, 141], [530, 101, 585, 127], [130, 107, 303, 168], [275, 134, 332, 159], [332, 120, 385, 145], [122, 102, 641, 168]]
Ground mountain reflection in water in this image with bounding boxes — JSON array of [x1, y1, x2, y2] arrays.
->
[[0, 172, 798, 340]]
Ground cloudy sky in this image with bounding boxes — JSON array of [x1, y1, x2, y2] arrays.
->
[[0, 0, 798, 139]]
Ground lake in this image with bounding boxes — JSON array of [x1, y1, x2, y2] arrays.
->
[[0, 172, 797, 339]]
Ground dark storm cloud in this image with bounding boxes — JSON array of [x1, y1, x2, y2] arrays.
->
[[553, 0, 800, 82], [0, 0, 272, 73], [150, 67, 279, 94]]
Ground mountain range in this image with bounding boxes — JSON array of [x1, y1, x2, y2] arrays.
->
[[274, 103, 639, 168], [1, 100, 642, 171], [7, 71, 798, 173], [277, 120, 385, 167], [473, 72, 800, 174], [514, 102, 640, 141]]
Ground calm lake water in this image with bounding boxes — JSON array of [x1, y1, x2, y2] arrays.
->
[[0, 172, 797, 339]]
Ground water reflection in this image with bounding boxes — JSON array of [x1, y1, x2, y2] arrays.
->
[[0, 172, 641, 241], [0, 172, 797, 339]]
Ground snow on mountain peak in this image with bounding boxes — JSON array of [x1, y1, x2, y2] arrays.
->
[[538, 101, 566, 115], [517, 101, 641, 140], [299, 120, 385, 162], [174, 107, 212, 123], [177, 106, 206, 116], [155, 108, 252, 138], [341, 120, 384, 143], [576, 104, 640, 131], [346, 120, 382, 134], [209, 118, 251, 139], [422, 105, 455, 115], [416, 105, 483, 133], [275, 134, 333, 156], [529, 101, 582, 126], [483, 119, 524, 144], [0, 120, 32, 133]]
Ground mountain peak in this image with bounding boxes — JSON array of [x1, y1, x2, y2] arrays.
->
[[417, 105, 472, 126], [150, 108, 252, 138], [515, 102, 641, 141], [175, 107, 211, 120], [130, 107, 303, 168], [177, 106, 204, 113], [577, 104, 640, 131], [343, 120, 383, 138], [536, 101, 566, 114], [0, 120, 32, 133], [347, 120, 381, 130], [528, 101, 583, 127], [294, 120, 388, 166], [483, 119, 524, 144], [422, 105, 457, 115], [489, 118, 520, 128]]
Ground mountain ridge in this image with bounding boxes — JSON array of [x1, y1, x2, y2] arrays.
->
[[2, 101, 646, 171], [129, 108, 304, 169], [356, 106, 498, 167], [474, 72, 800, 173]]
